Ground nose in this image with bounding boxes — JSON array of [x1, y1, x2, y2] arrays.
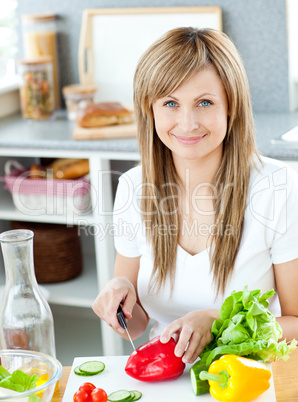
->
[[177, 108, 200, 134]]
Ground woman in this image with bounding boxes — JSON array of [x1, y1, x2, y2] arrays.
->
[[92, 27, 298, 364]]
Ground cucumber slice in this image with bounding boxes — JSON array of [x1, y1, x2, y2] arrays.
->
[[79, 360, 105, 375], [190, 364, 210, 395], [130, 390, 142, 401], [108, 390, 132, 401], [74, 365, 90, 376]]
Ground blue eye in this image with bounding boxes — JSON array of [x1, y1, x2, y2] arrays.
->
[[165, 101, 177, 107], [199, 100, 212, 107]]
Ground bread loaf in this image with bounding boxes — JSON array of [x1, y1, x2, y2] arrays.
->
[[29, 164, 46, 179], [76, 102, 133, 128], [47, 158, 90, 179], [28, 159, 89, 180]]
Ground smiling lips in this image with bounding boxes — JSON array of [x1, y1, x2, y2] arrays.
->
[[172, 133, 207, 145]]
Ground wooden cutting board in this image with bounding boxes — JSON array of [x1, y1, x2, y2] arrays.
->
[[73, 123, 137, 140], [62, 356, 276, 401]]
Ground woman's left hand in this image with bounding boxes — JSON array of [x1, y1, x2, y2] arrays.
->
[[160, 309, 219, 364]]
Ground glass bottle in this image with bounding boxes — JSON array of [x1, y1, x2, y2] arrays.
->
[[0, 229, 56, 357]]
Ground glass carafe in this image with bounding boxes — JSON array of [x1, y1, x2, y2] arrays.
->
[[0, 229, 56, 357]]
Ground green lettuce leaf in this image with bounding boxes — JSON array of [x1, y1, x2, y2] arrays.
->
[[0, 366, 10, 381], [198, 285, 297, 365], [0, 367, 39, 392]]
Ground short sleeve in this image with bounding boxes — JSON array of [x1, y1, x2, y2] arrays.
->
[[113, 171, 142, 258], [271, 166, 298, 264]]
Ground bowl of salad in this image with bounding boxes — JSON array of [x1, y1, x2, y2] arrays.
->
[[0, 349, 63, 401]]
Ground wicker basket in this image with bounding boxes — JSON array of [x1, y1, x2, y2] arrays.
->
[[11, 221, 83, 283]]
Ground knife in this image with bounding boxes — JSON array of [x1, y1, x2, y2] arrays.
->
[[117, 305, 136, 351]]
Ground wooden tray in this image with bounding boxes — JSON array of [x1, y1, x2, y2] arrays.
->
[[73, 123, 137, 140]]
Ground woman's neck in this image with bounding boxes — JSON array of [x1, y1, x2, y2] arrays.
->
[[173, 149, 223, 194]]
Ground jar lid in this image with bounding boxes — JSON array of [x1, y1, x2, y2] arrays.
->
[[18, 56, 53, 65], [62, 84, 97, 95], [22, 13, 56, 21]]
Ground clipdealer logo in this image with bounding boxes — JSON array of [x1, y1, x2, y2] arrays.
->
[[249, 167, 287, 235]]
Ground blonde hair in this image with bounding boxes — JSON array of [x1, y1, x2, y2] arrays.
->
[[133, 27, 260, 296]]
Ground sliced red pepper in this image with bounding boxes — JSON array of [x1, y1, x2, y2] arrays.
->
[[125, 336, 185, 382]]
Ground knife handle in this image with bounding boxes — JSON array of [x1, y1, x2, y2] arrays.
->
[[117, 305, 127, 330]]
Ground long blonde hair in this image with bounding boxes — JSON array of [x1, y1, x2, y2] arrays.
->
[[133, 27, 260, 296]]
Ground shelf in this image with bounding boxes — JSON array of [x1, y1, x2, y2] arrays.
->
[[0, 186, 97, 225], [45, 253, 98, 307], [0, 149, 124, 356], [0, 253, 98, 308]]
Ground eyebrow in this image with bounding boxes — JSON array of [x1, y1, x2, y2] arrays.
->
[[166, 92, 217, 100]]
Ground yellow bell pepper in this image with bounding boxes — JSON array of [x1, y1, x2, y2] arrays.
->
[[199, 354, 271, 402]]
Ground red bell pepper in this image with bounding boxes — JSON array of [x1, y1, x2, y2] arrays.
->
[[125, 336, 185, 382]]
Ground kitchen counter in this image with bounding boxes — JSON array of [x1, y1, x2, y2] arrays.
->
[[52, 348, 298, 401], [0, 111, 138, 154], [0, 111, 298, 159], [254, 112, 298, 159]]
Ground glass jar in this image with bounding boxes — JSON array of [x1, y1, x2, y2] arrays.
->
[[62, 84, 97, 120], [0, 229, 56, 357], [18, 56, 55, 120], [22, 13, 60, 108]]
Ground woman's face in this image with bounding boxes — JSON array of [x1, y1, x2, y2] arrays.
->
[[152, 65, 229, 165]]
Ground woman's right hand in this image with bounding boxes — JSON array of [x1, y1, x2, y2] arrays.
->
[[92, 276, 137, 334]]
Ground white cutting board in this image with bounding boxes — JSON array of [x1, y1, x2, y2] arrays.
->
[[62, 356, 276, 401]]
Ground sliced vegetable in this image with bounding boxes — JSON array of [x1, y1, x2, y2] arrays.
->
[[189, 363, 210, 395], [108, 390, 131, 401], [35, 373, 49, 388], [199, 354, 271, 402], [74, 361, 105, 376], [74, 387, 143, 402], [74, 366, 90, 377], [129, 390, 142, 401], [125, 336, 185, 382], [79, 361, 105, 375]]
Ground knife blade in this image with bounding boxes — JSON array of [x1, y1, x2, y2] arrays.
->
[[117, 305, 136, 351]]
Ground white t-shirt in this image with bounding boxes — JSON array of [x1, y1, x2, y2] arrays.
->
[[113, 156, 298, 339]]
